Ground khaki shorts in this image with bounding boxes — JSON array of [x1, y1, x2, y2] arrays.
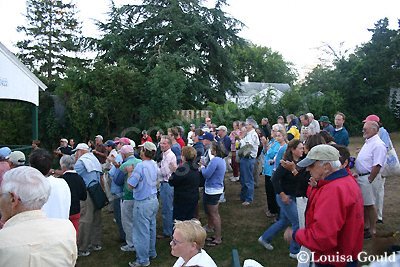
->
[[357, 174, 375, 206]]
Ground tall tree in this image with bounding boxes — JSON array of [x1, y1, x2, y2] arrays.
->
[[300, 18, 400, 133], [16, 0, 83, 84], [231, 43, 297, 85], [96, 0, 245, 108]]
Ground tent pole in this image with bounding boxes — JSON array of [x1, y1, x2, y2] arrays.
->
[[32, 105, 38, 140]]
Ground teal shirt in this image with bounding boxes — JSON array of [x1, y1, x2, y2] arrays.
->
[[263, 139, 280, 176], [120, 157, 142, 200]]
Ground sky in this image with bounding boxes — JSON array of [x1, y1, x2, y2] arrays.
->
[[1, 0, 399, 80]]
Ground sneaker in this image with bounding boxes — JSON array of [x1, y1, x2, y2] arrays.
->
[[128, 261, 150, 267], [289, 253, 298, 259], [265, 211, 277, 218], [377, 219, 384, 224], [230, 176, 239, 182], [120, 244, 135, 252], [78, 250, 91, 257], [203, 225, 215, 233], [89, 245, 102, 251], [258, 237, 273, 250], [242, 201, 251, 206]]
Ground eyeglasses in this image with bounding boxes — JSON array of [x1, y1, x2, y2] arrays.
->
[[170, 238, 184, 246]]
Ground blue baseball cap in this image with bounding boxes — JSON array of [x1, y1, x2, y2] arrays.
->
[[198, 132, 214, 141], [103, 140, 116, 147], [0, 147, 12, 159]]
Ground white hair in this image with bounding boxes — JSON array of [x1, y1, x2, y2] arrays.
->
[[1, 166, 51, 210], [367, 121, 379, 132], [246, 118, 258, 128], [60, 155, 75, 170], [272, 123, 285, 131], [317, 160, 341, 170]]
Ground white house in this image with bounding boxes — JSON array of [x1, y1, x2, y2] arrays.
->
[[227, 77, 290, 108]]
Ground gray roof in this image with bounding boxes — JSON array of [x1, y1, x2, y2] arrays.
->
[[0, 42, 47, 91], [238, 82, 290, 96], [227, 82, 291, 108]]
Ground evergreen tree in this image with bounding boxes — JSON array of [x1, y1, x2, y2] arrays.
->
[[96, 0, 245, 108], [16, 0, 83, 84]]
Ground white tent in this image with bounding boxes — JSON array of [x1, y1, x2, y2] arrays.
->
[[0, 42, 47, 139]]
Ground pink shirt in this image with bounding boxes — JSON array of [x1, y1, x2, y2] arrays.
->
[[159, 149, 177, 182], [0, 161, 10, 185], [355, 134, 386, 174]]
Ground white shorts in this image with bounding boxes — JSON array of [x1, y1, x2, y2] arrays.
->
[[357, 174, 375, 206]]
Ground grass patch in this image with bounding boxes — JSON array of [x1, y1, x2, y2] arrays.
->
[[76, 133, 400, 267]]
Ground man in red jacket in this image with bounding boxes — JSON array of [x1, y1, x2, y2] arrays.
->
[[291, 144, 364, 267]]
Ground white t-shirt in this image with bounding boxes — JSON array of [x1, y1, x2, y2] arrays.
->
[[42, 175, 71, 219], [173, 249, 217, 267], [187, 131, 195, 146]]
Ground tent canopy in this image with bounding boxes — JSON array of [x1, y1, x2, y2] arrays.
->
[[0, 42, 47, 106]]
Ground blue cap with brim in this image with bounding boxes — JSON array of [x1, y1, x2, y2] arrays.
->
[[103, 140, 115, 147], [0, 147, 12, 159], [198, 132, 214, 141]]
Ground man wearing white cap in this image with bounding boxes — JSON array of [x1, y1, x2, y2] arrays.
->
[[73, 143, 104, 257], [54, 138, 73, 158], [289, 145, 363, 266], [7, 151, 26, 168], [127, 141, 159, 267]]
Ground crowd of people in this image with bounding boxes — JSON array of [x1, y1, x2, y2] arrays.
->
[[0, 112, 398, 267]]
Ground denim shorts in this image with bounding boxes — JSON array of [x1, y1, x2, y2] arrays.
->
[[203, 192, 222, 206]]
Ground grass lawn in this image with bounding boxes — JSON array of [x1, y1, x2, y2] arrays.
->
[[76, 133, 400, 267]]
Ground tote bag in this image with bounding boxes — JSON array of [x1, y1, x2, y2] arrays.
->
[[381, 140, 400, 178], [87, 182, 109, 210]]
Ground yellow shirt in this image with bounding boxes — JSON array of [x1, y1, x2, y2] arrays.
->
[[0, 210, 77, 266], [288, 126, 300, 140]]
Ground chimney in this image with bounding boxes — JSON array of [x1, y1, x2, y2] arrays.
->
[[244, 76, 249, 83]]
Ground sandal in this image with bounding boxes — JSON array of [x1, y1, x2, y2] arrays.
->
[[206, 240, 222, 247]]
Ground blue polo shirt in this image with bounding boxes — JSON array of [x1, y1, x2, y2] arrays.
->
[[74, 156, 101, 187], [127, 160, 158, 200]]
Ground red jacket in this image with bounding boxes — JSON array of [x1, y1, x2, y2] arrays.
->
[[141, 136, 153, 144], [176, 137, 186, 148], [295, 169, 364, 267]]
